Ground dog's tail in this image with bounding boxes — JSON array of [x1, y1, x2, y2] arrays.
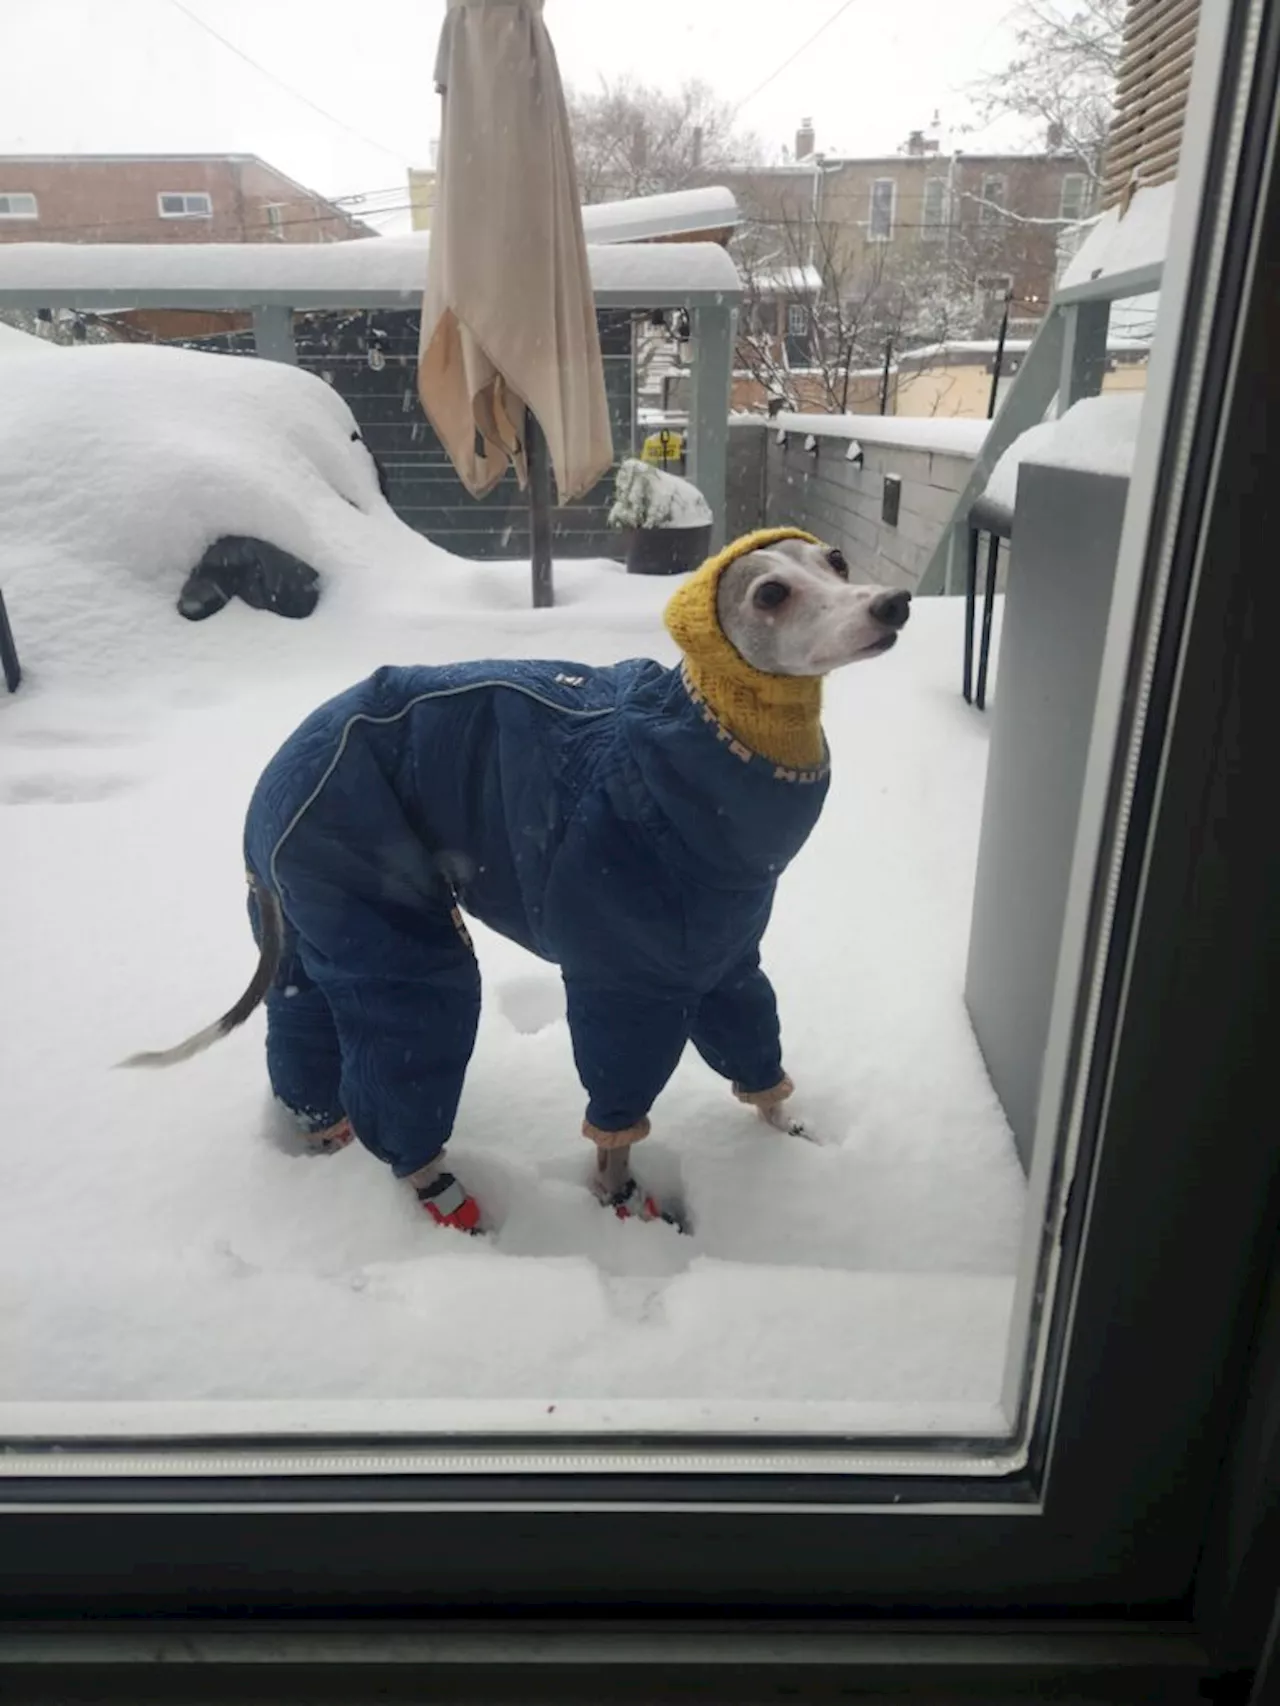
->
[[118, 880, 285, 1069]]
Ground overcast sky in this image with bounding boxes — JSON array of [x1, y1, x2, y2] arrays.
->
[[0, 0, 1031, 232]]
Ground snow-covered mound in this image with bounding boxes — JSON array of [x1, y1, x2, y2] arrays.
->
[[0, 343, 433, 686], [0, 319, 58, 358]]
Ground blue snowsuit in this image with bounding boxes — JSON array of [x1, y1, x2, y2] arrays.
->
[[243, 659, 829, 1176]]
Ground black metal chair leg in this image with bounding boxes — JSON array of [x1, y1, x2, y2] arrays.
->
[[963, 528, 979, 703], [975, 532, 1000, 711]]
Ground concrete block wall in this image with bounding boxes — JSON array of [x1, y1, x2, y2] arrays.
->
[[726, 418, 982, 590], [726, 418, 767, 544]]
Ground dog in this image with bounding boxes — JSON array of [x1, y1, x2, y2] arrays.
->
[[124, 529, 910, 1232]]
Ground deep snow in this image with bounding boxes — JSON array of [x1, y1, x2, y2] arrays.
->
[[0, 347, 1022, 1438]]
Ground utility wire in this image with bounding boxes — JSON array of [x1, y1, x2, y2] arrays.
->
[[165, 0, 410, 164], [729, 0, 860, 120]]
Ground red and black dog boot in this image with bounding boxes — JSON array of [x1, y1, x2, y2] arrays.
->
[[307, 1116, 354, 1154], [416, 1171, 483, 1235], [598, 1175, 686, 1233]]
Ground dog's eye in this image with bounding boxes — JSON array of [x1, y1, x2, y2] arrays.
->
[[827, 548, 849, 580], [753, 579, 791, 611]]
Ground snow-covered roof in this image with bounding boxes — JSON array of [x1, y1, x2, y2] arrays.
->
[[897, 339, 1035, 363], [0, 236, 742, 310], [982, 392, 1145, 511], [582, 185, 741, 242], [774, 411, 989, 456], [750, 263, 822, 296], [897, 332, 1152, 365], [1058, 181, 1174, 294]]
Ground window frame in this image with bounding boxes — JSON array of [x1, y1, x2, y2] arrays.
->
[[0, 191, 38, 219], [975, 271, 1014, 308], [1060, 171, 1089, 222], [868, 175, 896, 241], [157, 191, 213, 219], [921, 174, 947, 238], [2, 0, 1279, 1672], [980, 173, 1008, 223]]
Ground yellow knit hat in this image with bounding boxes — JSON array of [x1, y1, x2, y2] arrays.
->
[[664, 527, 826, 770]]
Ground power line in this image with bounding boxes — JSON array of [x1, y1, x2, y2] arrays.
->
[[729, 0, 861, 121], [164, 0, 410, 165]]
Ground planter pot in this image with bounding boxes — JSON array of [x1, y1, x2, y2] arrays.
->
[[622, 522, 713, 576]]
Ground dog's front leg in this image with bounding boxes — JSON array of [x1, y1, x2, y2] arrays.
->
[[737, 1077, 821, 1144], [757, 1100, 820, 1143]]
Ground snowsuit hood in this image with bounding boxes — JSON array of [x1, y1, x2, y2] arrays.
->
[[664, 526, 823, 770]]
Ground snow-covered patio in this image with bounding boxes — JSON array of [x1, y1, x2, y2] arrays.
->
[[0, 345, 1022, 1439]]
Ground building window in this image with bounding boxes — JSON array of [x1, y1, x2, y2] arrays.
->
[[1059, 173, 1089, 222], [265, 203, 285, 239], [784, 301, 812, 367], [974, 274, 1014, 330], [980, 174, 1007, 222], [0, 192, 38, 219], [158, 192, 213, 219], [868, 177, 896, 241], [922, 176, 947, 238]]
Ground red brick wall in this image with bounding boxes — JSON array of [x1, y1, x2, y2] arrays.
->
[[0, 158, 365, 245]]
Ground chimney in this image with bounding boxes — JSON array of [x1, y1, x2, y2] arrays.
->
[[795, 117, 816, 161], [691, 125, 703, 169]]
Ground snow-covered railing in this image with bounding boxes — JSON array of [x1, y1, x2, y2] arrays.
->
[[0, 238, 744, 552], [727, 412, 986, 590]]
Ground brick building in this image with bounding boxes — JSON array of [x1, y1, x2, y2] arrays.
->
[[0, 154, 373, 245], [724, 125, 1095, 406]]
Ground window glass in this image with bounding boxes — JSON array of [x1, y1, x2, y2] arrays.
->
[[869, 176, 896, 239], [0, 0, 1236, 1483], [1060, 172, 1088, 221], [922, 176, 946, 237], [158, 190, 213, 217]]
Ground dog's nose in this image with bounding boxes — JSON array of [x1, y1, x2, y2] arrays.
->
[[870, 590, 912, 630]]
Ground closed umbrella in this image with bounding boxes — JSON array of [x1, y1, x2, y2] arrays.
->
[[418, 0, 613, 607]]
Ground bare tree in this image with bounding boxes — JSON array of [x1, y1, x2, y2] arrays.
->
[[733, 207, 982, 414], [566, 77, 760, 204], [969, 0, 1127, 186]]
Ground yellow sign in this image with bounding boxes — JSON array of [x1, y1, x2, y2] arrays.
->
[[640, 429, 684, 466]]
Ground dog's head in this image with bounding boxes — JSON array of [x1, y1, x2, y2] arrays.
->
[[715, 535, 911, 678]]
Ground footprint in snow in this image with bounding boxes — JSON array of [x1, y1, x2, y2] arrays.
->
[[0, 772, 137, 805], [7, 727, 140, 749]]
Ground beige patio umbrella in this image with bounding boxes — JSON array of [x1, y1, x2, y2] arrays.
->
[[418, 0, 614, 607]]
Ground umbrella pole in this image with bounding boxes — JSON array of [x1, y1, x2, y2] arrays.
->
[[525, 406, 554, 609]]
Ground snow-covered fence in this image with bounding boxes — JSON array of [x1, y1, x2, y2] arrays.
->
[[0, 235, 743, 555], [727, 414, 989, 591]]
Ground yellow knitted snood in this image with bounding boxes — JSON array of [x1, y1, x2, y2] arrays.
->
[[664, 527, 826, 770]]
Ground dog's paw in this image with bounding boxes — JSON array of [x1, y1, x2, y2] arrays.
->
[[760, 1102, 823, 1144], [593, 1175, 689, 1234]]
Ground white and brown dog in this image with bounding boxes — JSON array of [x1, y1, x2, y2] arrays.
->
[[125, 529, 909, 1232]]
